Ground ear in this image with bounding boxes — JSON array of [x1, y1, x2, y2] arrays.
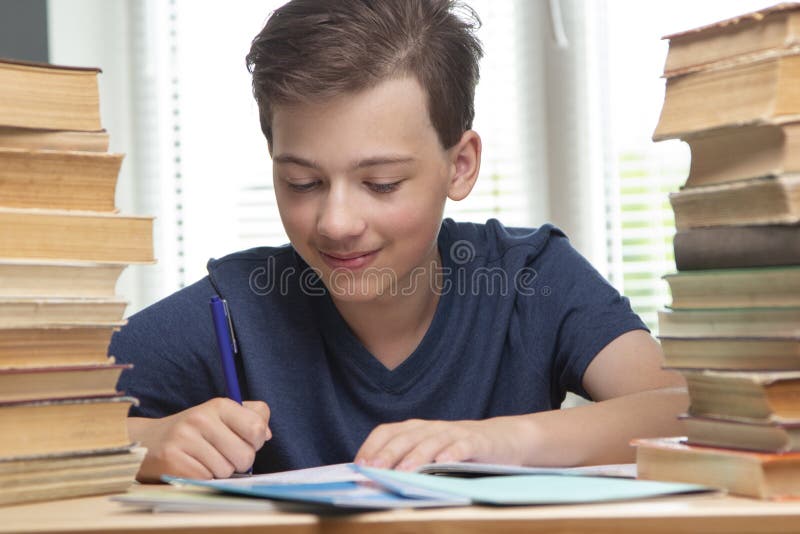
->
[[446, 130, 482, 201]]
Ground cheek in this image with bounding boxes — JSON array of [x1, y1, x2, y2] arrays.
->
[[275, 192, 314, 241], [378, 191, 446, 249]]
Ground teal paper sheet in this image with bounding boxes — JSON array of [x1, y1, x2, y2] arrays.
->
[[354, 466, 711, 505]]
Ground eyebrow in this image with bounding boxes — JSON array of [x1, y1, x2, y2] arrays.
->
[[273, 153, 415, 171], [353, 156, 415, 169]]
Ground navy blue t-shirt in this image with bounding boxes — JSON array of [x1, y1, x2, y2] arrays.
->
[[111, 219, 647, 473]]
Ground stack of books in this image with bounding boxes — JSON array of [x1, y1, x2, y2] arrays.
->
[[634, 3, 800, 500], [0, 59, 154, 506]]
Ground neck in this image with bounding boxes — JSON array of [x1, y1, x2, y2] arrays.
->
[[332, 249, 443, 370]]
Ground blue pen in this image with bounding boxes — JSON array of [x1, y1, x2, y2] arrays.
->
[[209, 296, 251, 475], [210, 296, 243, 403]]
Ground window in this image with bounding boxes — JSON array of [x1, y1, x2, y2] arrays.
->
[[607, 0, 771, 332]]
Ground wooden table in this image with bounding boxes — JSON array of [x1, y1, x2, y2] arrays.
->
[[2, 485, 800, 534]]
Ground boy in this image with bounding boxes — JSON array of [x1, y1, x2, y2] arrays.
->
[[113, 0, 687, 482]]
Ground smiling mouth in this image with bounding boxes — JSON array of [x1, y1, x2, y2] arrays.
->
[[321, 250, 376, 260], [319, 249, 380, 270]]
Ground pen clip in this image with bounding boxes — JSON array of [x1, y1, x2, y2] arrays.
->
[[221, 299, 238, 355]]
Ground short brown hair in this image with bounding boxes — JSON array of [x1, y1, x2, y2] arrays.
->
[[246, 0, 483, 149]]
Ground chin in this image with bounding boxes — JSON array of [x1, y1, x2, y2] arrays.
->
[[326, 290, 383, 304], [322, 271, 400, 303]]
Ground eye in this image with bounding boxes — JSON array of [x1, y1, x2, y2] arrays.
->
[[367, 180, 402, 194], [286, 180, 321, 192]]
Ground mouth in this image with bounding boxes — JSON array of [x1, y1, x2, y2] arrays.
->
[[319, 249, 380, 270]]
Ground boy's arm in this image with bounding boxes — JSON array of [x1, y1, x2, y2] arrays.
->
[[354, 330, 688, 470], [502, 328, 687, 467]]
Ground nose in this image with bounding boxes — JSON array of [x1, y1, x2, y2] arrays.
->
[[316, 183, 366, 241]]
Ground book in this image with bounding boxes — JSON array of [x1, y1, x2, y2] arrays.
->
[[682, 369, 800, 422], [414, 461, 636, 478], [0, 298, 127, 327], [685, 122, 800, 187], [658, 307, 800, 337], [163, 463, 708, 510], [664, 266, 800, 309], [113, 488, 282, 513], [0, 59, 101, 131], [0, 57, 146, 509], [662, 3, 800, 78], [670, 174, 800, 230], [115, 462, 634, 512], [673, 224, 800, 270], [0, 444, 140, 470], [0, 208, 154, 263], [653, 54, 800, 141], [0, 127, 109, 152], [0, 364, 131, 403], [635, 436, 800, 499], [660, 336, 800, 370], [245, 461, 637, 480], [0, 446, 144, 506], [167, 472, 468, 510], [0, 396, 135, 458], [680, 414, 800, 453], [0, 259, 125, 299], [0, 326, 117, 368], [0, 147, 122, 211]]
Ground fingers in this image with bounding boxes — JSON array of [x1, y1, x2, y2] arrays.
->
[[243, 400, 271, 426], [184, 402, 259, 474], [137, 422, 230, 481], [167, 424, 237, 478], [433, 438, 475, 464], [130, 398, 273, 481], [355, 420, 496, 471], [169, 451, 215, 480], [355, 420, 475, 471], [151, 445, 214, 481], [398, 433, 473, 471], [234, 400, 272, 444], [355, 419, 427, 468]]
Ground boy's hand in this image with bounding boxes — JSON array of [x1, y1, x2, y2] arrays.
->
[[127, 398, 271, 482], [354, 418, 522, 471]]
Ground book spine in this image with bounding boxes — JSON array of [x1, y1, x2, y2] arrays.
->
[[674, 226, 800, 270]]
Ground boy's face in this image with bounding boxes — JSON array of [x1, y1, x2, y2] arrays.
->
[[271, 76, 461, 302]]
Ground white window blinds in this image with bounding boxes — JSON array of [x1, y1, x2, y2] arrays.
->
[[606, 0, 772, 332]]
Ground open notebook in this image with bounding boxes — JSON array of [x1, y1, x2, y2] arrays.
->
[[115, 462, 712, 511]]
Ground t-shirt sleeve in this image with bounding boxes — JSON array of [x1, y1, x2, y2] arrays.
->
[[110, 277, 225, 418], [542, 236, 649, 402]]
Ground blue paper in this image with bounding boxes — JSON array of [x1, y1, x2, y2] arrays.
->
[[162, 476, 468, 509]]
